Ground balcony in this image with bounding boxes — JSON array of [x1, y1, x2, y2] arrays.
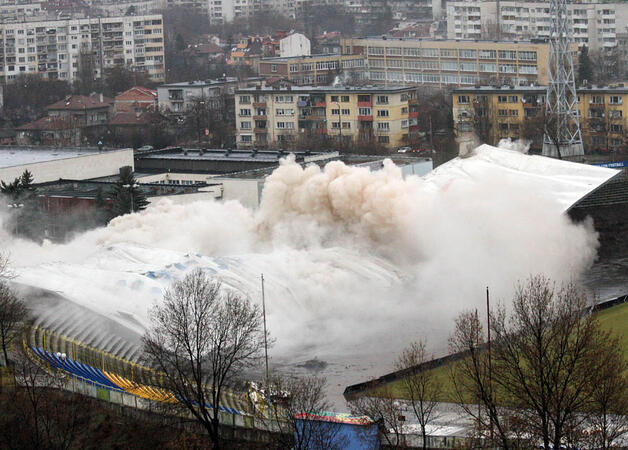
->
[[314, 101, 326, 107], [357, 100, 372, 107], [252, 102, 266, 108], [254, 128, 267, 133], [409, 111, 419, 118], [408, 98, 419, 105], [253, 115, 267, 120], [358, 115, 373, 121]]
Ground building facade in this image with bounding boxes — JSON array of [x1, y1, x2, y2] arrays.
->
[[234, 85, 420, 149], [452, 85, 628, 153], [341, 37, 572, 87], [258, 54, 366, 86], [446, 1, 624, 51], [279, 32, 310, 58], [0, 14, 165, 83]]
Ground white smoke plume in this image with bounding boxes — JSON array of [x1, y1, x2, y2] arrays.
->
[[498, 138, 531, 154], [3, 152, 599, 381]]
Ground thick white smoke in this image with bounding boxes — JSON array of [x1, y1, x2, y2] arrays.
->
[[3, 151, 599, 384]]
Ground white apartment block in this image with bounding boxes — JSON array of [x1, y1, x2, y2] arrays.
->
[[0, 14, 165, 84], [447, 1, 625, 51]]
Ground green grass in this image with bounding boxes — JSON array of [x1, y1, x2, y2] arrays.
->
[[365, 302, 628, 401]]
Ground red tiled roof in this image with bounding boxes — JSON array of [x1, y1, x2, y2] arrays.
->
[[47, 94, 112, 111], [16, 116, 74, 131], [108, 111, 154, 126], [115, 86, 157, 102]]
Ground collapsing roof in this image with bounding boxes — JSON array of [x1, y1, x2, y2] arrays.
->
[[423, 144, 619, 212]]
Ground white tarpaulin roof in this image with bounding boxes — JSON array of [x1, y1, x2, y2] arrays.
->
[[422, 144, 620, 211]]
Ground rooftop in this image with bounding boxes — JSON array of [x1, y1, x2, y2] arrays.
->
[[158, 77, 262, 89], [0, 146, 130, 169], [453, 84, 628, 93], [260, 52, 347, 62], [237, 85, 415, 93], [47, 94, 113, 111], [138, 148, 339, 164], [353, 36, 550, 45]]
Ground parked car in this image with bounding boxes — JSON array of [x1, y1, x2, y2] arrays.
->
[[137, 145, 154, 151], [397, 146, 412, 153]]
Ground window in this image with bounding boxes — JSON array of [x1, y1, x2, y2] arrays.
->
[[499, 123, 509, 131], [610, 110, 623, 119], [386, 47, 402, 55], [460, 49, 476, 59], [500, 64, 517, 73], [342, 109, 350, 115], [342, 122, 351, 129], [241, 121, 251, 129], [480, 63, 497, 72], [519, 51, 537, 61], [376, 95, 389, 104], [239, 95, 250, 104], [331, 121, 340, 129], [498, 109, 508, 116], [498, 50, 516, 60], [341, 95, 350, 102], [458, 95, 470, 104], [377, 110, 389, 117], [401, 107, 408, 114], [241, 135, 252, 143], [271, 64, 277, 72], [359, 107, 371, 115], [331, 108, 340, 115], [330, 95, 339, 102], [401, 119, 408, 128], [378, 136, 390, 144], [479, 49, 497, 59], [377, 122, 390, 130], [508, 95, 518, 103], [611, 124, 623, 133], [276, 122, 286, 129], [591, 95, 604, 104], [290, 64, 299, 73], [509, 109, 518, 116], [441, 61, 458, 71], [440, 48, 457, 57], [609, 96, 623, 105], [239, 108, 251, 116]]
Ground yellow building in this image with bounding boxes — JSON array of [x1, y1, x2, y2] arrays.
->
[[342, 37, 578, 88], [235, 85, 419, 149], [452, 85, 628, 153]]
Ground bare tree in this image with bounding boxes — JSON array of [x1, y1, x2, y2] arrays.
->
[[143, 269, 265, 449], [0, 347, 87, 449], [394, 341, 441, 450], [584, 334, 628, 449], [0, 253, 12, 280], [0, 282, 28, 367], [449, 275, 628, 449], [349, 387, 405, 448], [259, 374, 346, 449]]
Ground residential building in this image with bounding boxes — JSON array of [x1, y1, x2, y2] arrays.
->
[[234, 85, 421, 149], [446, 1, 625, 51], [17, 94, 113, 145], [279, 32, 310, 57], [114, 86, 157, 112], [157, 77, 262, 116], [0, 14, 165, 83], [341, 37, 574, 87], [0, 2, 46, 22], [258, 53, 366, 86], [452, 84, 628, 153]]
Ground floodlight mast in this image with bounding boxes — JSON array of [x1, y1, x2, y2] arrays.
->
[[542, 0, 584, 159]]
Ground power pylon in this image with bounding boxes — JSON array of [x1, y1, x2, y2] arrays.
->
[[542, 0, 584, 159]]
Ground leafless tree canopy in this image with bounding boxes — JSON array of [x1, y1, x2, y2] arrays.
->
[[349, 387, 405, 449], [449, 275, 628, 449], [261, 374, 346, 450], [0, 281, 28, 367], [394, 340, 441, 450], [143, 269, 264, 449]]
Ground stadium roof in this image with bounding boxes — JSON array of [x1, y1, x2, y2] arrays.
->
[[0, 147, 126, 169]]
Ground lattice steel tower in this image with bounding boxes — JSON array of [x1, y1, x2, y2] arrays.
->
[[542, 0, 584, 159]]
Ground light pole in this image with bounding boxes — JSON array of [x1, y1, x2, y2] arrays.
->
[[7, 203, 24, 235], [122, 184, 140, 214]]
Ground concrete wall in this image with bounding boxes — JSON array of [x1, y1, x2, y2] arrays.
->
[[0, 149, 134, 184], [280, 33, 311, 58]]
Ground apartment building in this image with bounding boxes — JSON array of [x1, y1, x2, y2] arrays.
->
[[447, 1, 625, 51], [258, 53, 366, 86], [452, 85, 628, 153], [0, 14, 165, 83], [234, 85, 420, 148], [341, 37, 571, 87]]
